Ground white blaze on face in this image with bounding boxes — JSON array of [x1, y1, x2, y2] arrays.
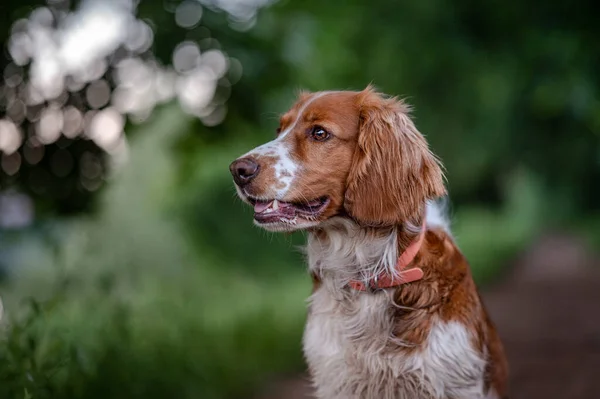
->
[[242, 92, 329, 198], [243, 135, 298, 198]]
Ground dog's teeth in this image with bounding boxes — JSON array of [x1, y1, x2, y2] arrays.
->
[[273, 200, 279, 210]]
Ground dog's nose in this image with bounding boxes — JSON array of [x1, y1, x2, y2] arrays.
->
[[230, 157, 260, 186]]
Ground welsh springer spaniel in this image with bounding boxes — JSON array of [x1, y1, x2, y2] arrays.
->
[[229, 87, 508, 399]]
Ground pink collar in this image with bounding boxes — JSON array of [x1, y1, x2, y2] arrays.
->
[[348, 223, 426, 291]]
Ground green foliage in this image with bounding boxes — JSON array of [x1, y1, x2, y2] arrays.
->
[[0, 297, 68, 399]]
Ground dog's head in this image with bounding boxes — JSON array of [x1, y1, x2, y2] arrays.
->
[[229, 86, 446, 232]]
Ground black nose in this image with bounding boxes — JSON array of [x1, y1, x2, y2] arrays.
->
[[230, 157, 260, 186]]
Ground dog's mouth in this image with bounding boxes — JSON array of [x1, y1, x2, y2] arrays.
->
[[248, 196, 330, 226]]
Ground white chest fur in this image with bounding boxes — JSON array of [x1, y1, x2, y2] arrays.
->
[[303, 287, 492, 399]]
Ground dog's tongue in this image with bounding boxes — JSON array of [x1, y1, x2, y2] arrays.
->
[[254, 200, 273, 213]]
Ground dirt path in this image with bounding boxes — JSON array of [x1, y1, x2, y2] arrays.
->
[[256, 232, 600, 399], [483, 233, 600, 399]]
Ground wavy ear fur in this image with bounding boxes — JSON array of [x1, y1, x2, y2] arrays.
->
[[344, 87, 446, 226]]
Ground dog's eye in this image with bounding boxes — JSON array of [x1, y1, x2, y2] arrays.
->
[[276, 127, 281, 136], [309, 126, 330, 141]]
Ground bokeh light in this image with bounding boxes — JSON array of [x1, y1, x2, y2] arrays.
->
[[3, 0, 233, 143], [0, 0, 264, 227]]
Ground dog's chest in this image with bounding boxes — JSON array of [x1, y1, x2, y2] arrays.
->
[[303, 287, 491, 399]]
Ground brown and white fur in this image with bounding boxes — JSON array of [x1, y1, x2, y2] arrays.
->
[[229, 87, 508, 399]]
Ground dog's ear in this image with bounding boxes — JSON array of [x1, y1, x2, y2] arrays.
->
[[344, 86, 446, 226]]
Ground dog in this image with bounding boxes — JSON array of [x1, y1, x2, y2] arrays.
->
[[229, 86, 508, 399]]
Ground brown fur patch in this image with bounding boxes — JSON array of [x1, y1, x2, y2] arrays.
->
[[390, 228, 509, 396]]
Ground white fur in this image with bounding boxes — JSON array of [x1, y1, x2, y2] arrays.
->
[[425, 198, 451, 234], [304, 289, 489, 398], [306, 217, 400, 289], [242, 92, 330, 198], [306, 200, 450, 287], [303, 205, 492, 399]]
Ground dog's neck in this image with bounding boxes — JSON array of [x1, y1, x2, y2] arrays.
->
[[306, 216, 424, 292]]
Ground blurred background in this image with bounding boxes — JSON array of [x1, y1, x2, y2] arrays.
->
[[0, 0, 598, 398]]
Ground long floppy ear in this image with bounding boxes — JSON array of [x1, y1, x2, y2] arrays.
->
[[344, 87, 446, 226]]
